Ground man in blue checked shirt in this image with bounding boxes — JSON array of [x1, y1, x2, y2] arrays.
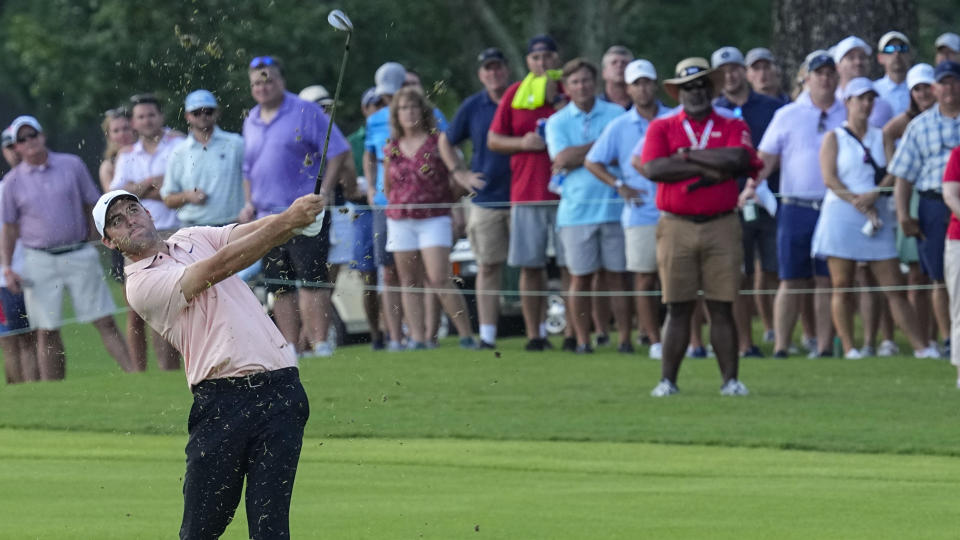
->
[[891, 60, 960, 355], [585, 58, 672, 360], [545, 58, 630, 354]]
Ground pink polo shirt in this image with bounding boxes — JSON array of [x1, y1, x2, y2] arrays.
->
[[124, 225, 296, 387]]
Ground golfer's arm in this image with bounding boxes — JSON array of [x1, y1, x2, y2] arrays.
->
[[1, 222, 19, 268], [181, 214, 296, 301]]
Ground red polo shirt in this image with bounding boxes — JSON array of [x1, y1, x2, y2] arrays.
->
[[641, 109, 759, 216], [945, 147, 960, 240], [489, 81, 561, 203]]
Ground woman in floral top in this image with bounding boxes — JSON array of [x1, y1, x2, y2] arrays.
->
[[384, 87, 477, 349]]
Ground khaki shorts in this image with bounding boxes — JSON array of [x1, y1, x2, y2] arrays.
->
[[23, 244, 117, 330], [466, 205, 510, 265], [625, 224, 658, 273], [656, 213, 742, 303]]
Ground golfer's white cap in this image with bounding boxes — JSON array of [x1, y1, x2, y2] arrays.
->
[[93, 189, 140, 238]]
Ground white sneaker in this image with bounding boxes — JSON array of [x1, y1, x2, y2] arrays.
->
[[914, 346, 941, 359], [649, 342, 663, 360], [387, 340, 404, 352], [313, 341, 334, 357], [844, 348, 863, 359], [877, 339, 899, 357], [650, 379, 679, 397], [720, 379, 749, 396], [802, 336, 817, 352], [763, 329, 775, 343]]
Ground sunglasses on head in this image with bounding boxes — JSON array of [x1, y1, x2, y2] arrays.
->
[[190, 108, 216, 117], [16, 131, 39, 144], [882, 44, 909, 54], [249, 56, 278, 69]]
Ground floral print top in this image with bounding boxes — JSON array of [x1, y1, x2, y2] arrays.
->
[[384, 132, 453, 220]]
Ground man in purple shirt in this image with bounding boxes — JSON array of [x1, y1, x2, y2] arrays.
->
[[0, 115, 131, 379], [242, 56, 351, 357]]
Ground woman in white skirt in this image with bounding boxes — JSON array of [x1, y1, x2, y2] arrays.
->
[[813, 77, 937, 359]]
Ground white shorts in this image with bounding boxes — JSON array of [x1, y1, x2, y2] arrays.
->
[[625, 224, 658, 273], [22, 245, 117, 330], [386, 216, 453, 252]]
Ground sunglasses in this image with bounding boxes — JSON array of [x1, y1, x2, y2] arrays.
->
[[882, 44, 910, 54], [817, 110, 828, 133], [16, 131, 39, 144], [679, 79, 709, 92], [249, 56, 278, 69], [190, 108, 216, 117]]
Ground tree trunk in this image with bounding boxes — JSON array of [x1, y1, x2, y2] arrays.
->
[[772, 0, 917, 94]]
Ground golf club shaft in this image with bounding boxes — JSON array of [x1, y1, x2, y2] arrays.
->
[[314, 30, 352, 195]]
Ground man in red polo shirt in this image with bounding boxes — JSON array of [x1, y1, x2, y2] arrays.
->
[[940, 145, 960, 387], [488, 34, 567, 351], [636, 57, 761, 397]]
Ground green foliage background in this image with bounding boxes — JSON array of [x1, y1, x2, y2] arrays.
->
[[0, 0, 956, 163]]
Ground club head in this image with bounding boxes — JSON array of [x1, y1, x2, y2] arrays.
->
[[327, 9, 353, 32]]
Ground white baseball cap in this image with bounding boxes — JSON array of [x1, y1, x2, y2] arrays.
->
[[907, 63, 935, 90], [92, 190, 140, 238], [878, 31, 910, 50], [299, 85, 334, 106], [711, 46, 745, 68], [624, 59, 657, 84], [374, 62, 406, 97], [841, 77, 877, 100], [10, 115, 42, 137], [935, 32, 960, 53], [833, 36, 872, 64]]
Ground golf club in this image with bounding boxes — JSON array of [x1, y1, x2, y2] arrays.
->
[[314, 8, 354, 195]]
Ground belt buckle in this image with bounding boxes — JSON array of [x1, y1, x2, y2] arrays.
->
[[245, 374, 264, 389]]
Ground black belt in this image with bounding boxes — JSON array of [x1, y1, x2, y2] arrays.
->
[[664, 210, 734, 224], [191, 366, 299, 394], [781, 197, 822, 211], [35, 243, 87, 255], [918, 190, 943, 200]]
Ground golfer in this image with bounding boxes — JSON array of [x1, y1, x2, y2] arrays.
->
[[94, 189, 325, 539]]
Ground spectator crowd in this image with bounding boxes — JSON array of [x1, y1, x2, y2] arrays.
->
[[3, 29, 960, 396]]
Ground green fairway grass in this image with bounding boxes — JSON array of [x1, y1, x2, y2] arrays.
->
[[3, 428, 960, 539], [3, 320, 960, 538]]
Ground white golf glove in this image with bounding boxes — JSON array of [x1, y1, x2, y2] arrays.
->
[[292, 209, 326, 237]]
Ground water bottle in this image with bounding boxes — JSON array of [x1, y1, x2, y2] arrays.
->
[[536, 118, 547, 139], [742, 200, 757, 222], [548, 169, 566, 195]]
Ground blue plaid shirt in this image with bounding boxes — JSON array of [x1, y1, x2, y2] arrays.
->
[[888, 105, 960, 192]]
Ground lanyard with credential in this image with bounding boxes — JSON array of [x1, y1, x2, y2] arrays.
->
[[682, 119, 713, 149]]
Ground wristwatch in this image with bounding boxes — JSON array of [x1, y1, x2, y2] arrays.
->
[[614, 179, 624, 189]]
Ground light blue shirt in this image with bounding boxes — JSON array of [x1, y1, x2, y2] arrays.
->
[[545, 99, 624, 227], [874, 75, 910, 116], [162, 127, 246, 225], [586, 103, 673, 227], [365, 106, 448, 206]]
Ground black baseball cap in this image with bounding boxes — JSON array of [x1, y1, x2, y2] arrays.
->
[[527, 35, 558, 54], [477, 48, 506, 67]]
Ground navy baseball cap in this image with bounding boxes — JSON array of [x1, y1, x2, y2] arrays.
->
[[527, 35, 558, 54], [807, 52, 835, 72], [477, 47, 506, 67], [934, 60, 960, 82]]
